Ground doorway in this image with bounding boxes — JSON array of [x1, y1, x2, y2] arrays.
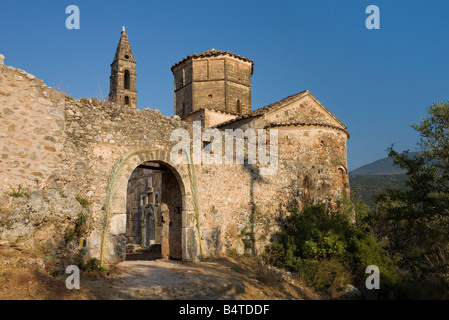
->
[[125, 161, 182, 260]]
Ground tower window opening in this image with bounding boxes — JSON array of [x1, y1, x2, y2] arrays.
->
[[125, 96, 130, 105], [236, 99, 241, 113], [124, 70, 130, 90]]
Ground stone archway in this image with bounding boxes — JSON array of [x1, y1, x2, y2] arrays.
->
[[102, 149, 200, 264], [125, 161, 183, 260]]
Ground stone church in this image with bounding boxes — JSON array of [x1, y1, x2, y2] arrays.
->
[[0, 28, 350, 264]]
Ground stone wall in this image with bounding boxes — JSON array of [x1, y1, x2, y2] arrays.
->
[[0, 60, 349, 264], [0, 62, 198, 263], [174, 60, 193, 117], [192, 125, 349, 256], [182, 109, 238, 128], [0, 65, 67, 194]]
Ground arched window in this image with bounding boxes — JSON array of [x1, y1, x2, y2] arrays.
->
[[124, 70, 130, 90], [125, 96, 130, 105], [337, 165, 348, 196], [236, 99, 241, 113]]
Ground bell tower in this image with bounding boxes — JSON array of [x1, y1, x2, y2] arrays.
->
[[171, 49, 253, 119], [109, 26, 137, 109]]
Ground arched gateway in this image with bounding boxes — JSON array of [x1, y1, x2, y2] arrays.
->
[[102, 149, 200, 264]]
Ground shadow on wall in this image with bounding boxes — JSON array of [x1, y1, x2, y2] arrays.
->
[[242, 163, 266, 256]]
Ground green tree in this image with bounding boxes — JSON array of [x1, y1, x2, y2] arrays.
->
[[371, 102, 449, 298]]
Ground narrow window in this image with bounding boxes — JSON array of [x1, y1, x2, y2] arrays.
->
[[182, 102, 186, 116], [337, 166, 348, 195], [236, 99, 241, 113], [124, 70, 130, 90], [125, 96, 130, 105]]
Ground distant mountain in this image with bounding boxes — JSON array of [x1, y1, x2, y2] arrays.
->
[[350, 152, 418, 176], [349, 174, 408, 208], [349, 153, 418, 208]]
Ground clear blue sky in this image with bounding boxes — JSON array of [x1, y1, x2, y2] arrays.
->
[[2, 0, 448, 170]]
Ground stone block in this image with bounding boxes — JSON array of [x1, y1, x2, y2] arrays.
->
[[182, 210, 196, 228], [47, 107, 65, 118], [109, 213, 126, 235], [182, 227, 200, 262]]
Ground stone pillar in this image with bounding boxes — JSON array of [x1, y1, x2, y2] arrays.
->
[[0, 54, 4, 65], [160, 203, 170, 258], [182, 209, 201, 261]]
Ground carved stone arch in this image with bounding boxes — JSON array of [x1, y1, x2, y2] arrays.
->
[[336, 164, 349, 197], [337, 164, 347, 175], [105, 149, 200, 263]]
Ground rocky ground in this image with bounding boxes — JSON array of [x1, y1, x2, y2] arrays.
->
[[0, 246, 324, 300]]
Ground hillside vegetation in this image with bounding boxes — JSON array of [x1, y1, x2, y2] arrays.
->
[[349, 174, 408, 208]]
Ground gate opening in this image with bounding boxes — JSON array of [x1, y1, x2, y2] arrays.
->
[[125, 161, 182, 261]]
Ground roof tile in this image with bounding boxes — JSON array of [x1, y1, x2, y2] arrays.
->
[[171, 49, 254, 74]]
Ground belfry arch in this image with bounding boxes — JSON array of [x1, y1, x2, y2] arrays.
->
[[104, 150, 200, 263], [124, 70, 130, 90]]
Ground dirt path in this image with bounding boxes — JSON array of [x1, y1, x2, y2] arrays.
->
[[110, 259, 246, 299], [0, 245, 321, 300], [93, 256, 320, 300]]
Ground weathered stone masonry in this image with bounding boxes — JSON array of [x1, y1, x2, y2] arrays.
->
[[0, 60, 198, 263], [0, 39, 350, 264]]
